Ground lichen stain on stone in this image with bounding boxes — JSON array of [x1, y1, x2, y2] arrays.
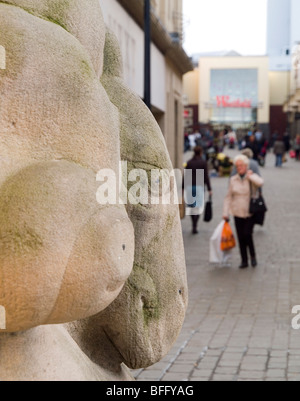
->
[[80, 59, 94, 79], [43, 0, 72, 32], [43, 15, 68, 31], [127, 264, 160, 326], [0, 226, 43, 255]]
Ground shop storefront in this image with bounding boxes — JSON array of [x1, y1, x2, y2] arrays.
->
[[183, 55, 270, 135], [209, 68, 259, 128]]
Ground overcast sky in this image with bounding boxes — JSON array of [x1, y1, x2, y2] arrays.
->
[[182, 0, 268, 56]]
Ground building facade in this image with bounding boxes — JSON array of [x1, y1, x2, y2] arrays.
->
[[183, 55, 270, 137], [284, 45, 300, 137], [99, 0, 193, 168], [181, 0, 300, 142], [267, 0, 300, 72], [151, 0, 184, 42], [269, 70, 289, 137], [266, 0, 299, 137]]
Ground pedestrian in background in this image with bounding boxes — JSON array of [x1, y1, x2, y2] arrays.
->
[[184, 146, 212, 234], [231, 148, 261, 177], [223, 155, 264, 269], [282, 131, 291, 163], [217, 130, 225, 153], [273, 136, 286, 167], [184, 132, 190, 152], [246, 134, 260, 161], [188, 130, 201, 150], [270, 130, 279, 148], [228, 129, 237, 149], [283, 131, 291, 154], [259, 139, 269, 167], [293, 134, 300, 161]]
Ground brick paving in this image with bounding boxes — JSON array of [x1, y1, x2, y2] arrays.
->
[[133, 148, 300, 381]]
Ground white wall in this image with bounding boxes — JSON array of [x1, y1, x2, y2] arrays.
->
[[99, 0, 166, 112], [151, 46, 166, 111]]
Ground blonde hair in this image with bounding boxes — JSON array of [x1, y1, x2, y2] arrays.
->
[[234, 154, 250, 167]]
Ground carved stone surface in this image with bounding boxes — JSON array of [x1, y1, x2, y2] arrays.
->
[[0, 0, 188, 381]]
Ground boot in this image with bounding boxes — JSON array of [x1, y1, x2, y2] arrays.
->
[[251, 258, 257, 268], [239, 262, 249, 269]]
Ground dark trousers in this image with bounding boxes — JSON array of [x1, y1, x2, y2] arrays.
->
[[275, 154, 283, 167], [191, 215, 200, 229], [234, 216, 256, 264]]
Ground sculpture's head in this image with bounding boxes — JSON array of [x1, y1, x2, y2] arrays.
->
[[0, 0, 188, 370], [0, 0, 135, 332]]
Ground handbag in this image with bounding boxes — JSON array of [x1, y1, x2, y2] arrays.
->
[[203, 195, 213, 222], [249, 183, 267, 226]]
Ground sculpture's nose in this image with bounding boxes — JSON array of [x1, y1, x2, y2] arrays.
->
[[47, 206, 135, 324]]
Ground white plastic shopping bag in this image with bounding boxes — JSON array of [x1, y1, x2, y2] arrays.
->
[[209, 220, 232, 266]]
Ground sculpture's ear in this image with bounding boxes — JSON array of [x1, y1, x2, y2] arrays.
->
[[101, 26, 171, 168], [0, 161, 134, 333], [102, 27, 124, 79]]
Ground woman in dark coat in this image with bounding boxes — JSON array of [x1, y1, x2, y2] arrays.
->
[[273, 137, 286, 167], [184, 146, 212, 234]]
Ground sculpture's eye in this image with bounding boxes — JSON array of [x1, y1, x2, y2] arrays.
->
[[122, 244, 126, 251]]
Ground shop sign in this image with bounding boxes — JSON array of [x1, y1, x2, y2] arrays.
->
[[216, 96, 252, 108]]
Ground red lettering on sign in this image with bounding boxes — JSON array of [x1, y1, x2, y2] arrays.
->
[[216, 96, 252, 108]]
